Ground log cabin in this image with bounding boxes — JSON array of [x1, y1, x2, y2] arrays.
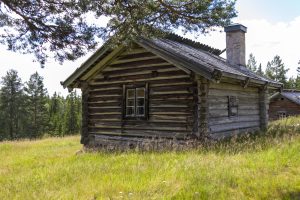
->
[[62, 24, 282, 149], [269, 90, 300, 120]]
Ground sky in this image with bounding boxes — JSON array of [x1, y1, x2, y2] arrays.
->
[[0, 0, 300, 96]]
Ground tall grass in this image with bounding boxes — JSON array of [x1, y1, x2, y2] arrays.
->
[[0, 118, 299, 200]]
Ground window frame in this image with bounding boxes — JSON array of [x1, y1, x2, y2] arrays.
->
[[228, 96, 238, 117], [277, 111, 287, 119], [123, 83, 149, 120]]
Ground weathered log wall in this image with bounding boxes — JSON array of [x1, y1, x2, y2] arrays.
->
[[86, 47, 196, 140], [208, 81, 261, 138], [269, 95, 300, 120]]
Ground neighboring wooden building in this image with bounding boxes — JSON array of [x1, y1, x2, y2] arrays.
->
[[62, 24, 282, 148], [269, 90, 300, 120]]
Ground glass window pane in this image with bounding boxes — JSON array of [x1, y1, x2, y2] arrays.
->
[[136, 88, 145, 98], [126, 107, 135, 116], [127, 89, 135, 98], [127, 99, 135, 107], [137, 98, 145, 106], [231, 107, 238, 116], [136, 107, 145, 116]]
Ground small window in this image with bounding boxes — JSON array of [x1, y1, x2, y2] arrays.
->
[[277, 111, 286, 119], [124, 84, 148, 119], [228, 96, 238, 117]]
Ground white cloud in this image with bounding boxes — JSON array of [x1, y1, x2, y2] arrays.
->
[[1, 16, 300, 96], [189, 16, 300, 77]]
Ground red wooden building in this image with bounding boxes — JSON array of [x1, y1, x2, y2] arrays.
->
[[269, 90, 300, 120]]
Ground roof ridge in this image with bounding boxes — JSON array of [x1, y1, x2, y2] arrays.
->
[[164, 32, 222, 56]]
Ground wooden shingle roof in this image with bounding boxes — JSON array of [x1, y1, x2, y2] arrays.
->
[[62, 35, 282, 89]]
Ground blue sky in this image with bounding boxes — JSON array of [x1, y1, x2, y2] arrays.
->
[[236, 0, 300, 22], [0, 1, 300, 96]]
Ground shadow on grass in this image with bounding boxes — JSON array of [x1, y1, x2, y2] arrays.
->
[[280, 191, 300, 200]]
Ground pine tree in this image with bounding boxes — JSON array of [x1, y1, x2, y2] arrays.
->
[[0, 70, 24, 139], [24, 72, 48, 138], [63, 91, 81, 135], [295, 60, 300, 89], [265, 55, 289, 84], [246, 53, 258, 72], [0, 0, 237, 66], [256, 63, 265, 76]]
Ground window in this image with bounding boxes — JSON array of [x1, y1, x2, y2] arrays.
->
[[123, 84, 148, 119], [228, 96, 238, 117], [277, 111, 287, 119]]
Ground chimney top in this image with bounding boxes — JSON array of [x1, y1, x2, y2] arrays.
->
[[224, 24, 247, 33]]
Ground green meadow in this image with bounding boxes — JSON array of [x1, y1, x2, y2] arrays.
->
[[0, 117, 299, 200]]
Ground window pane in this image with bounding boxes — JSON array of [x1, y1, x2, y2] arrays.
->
[[137, 98, 145, 106], [136, 88, 145, 98], [136, 106, 145, 116], [127, 99, 135, 107], [126, 107, 135, 116], [127, 89, 135, 98], [231, 107, 238, 116]]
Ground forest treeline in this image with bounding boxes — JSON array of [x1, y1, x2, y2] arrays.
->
[[246, 54, 300, 88], [0, 69, 81, 141]]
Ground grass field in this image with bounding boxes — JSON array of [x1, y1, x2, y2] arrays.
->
[[0, 118, 300, 199]]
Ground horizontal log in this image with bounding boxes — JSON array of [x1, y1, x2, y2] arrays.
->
[[208, 97, 259, 104], [90, 129, 189, 139], [208, 103, 259, 110], [208, 115, 260, 126], [88, 96, 122, 102], [108, 58, 168, 68], [210, 121, 260, 133], [151, 93, 193, 100], [88, 101, 122, 107], [210, 127, 260, 139], [208, 89, 259, 98], [209, 82, 258, 92], [93, 70, 187, 83], [103, 62, 171, 72], [111, 56, 159, 65], [101, 67, 180, 79], [102, 65, 174, 76], [117, 51, 156, 60], [89, 88, 122, 96], [89, 86, 122, 92], [89, 114, 122, 120], [89, 75, 190, 86], [149, 114, 188, 121], [88, 107, 122, 113], [150, 99, 193, 106], [150, 107, 193, 113], [150, 85, 195, 93], [209, 109, 259, 117]]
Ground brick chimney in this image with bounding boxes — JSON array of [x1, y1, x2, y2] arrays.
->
[[224, 24, 247, 67]]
